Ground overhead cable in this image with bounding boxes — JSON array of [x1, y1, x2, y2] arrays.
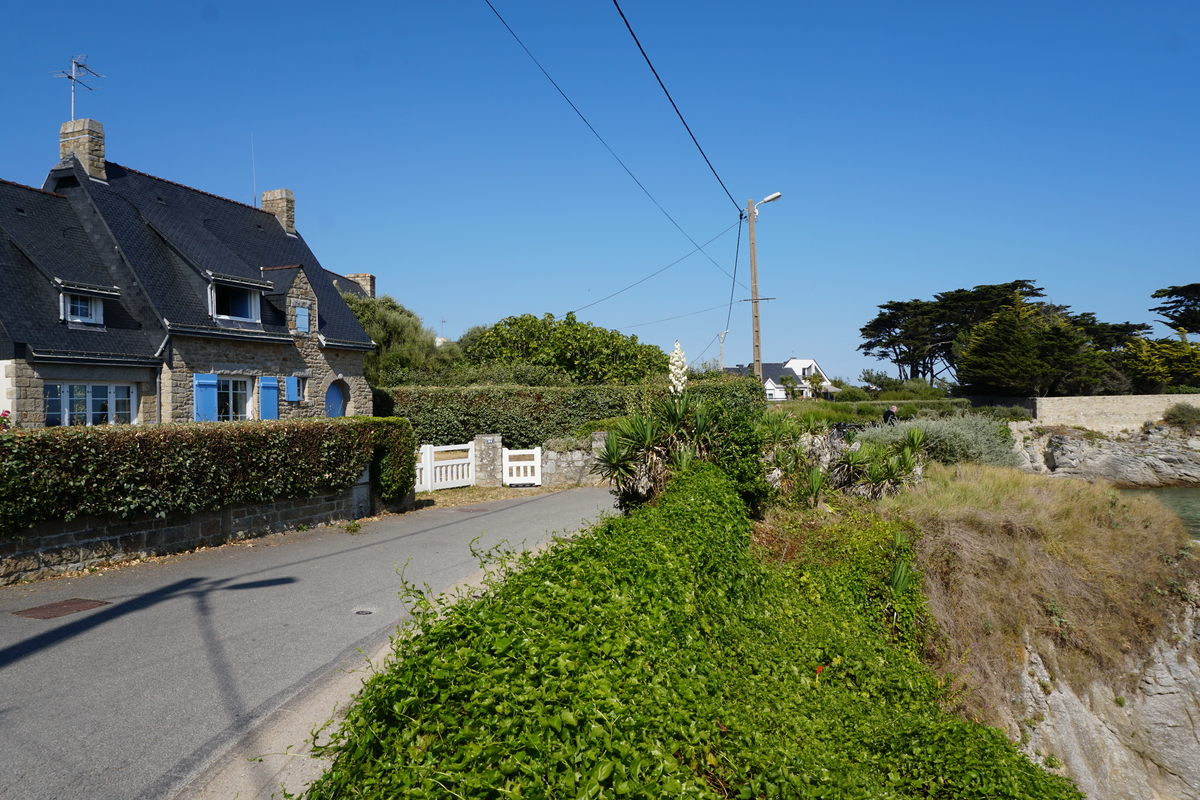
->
[[620, 303, 728, 330], [482, 0, 739, 282], [724, 211, 745, 334], [610, 0, 740, 212], [568, 221, 739, 315]]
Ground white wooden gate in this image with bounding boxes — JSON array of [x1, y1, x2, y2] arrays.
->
[[502, 446, 542, 487], [414, 442, 475, 492]]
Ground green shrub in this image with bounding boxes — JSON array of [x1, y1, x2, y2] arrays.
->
[[973, 405, 1035, 422], [387, 374, 762, 451], [837, 386, 871, 402], [859, 416, 1019, 467], [387, 385, 657, 448], [0, 417, 415, 535], [572, 416, 627, 437], [303, 467, 1080, 800], [1163, 402, 1200, 429]]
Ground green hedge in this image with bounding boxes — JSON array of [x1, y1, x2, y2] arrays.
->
[[302, 465, 1079, 799], [0, 416, 416, 536], [382, 374, 763, 449]]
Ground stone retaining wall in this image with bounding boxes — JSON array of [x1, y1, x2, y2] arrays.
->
[[1029, 394, 1184, 434], [0, 470, 374, 586]]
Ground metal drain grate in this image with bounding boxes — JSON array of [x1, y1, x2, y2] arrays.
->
[[455, 507, 487, 513], [355, 610, 373, 615], [13, 598, 110, 620]]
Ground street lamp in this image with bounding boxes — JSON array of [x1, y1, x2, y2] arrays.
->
[[747, 192, 781, 380]]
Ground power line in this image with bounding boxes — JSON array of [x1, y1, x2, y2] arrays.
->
[[610, 0, 740, 212], [688, 332, 722, 368], [620, 303, 728, 330], [568, 220, 739, 315], [482, 0, 739, 283], [725, 211, 745, 334]]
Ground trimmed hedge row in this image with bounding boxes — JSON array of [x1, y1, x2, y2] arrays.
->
[[380, 374, 764, 448], [0, 416, 416, 536]]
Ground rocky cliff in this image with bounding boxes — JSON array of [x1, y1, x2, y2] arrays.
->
[[1012, 422, 1200, 487], [1013, 594, 1200, 799]]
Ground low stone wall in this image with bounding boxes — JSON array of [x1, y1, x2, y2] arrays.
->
[[1030, 394, 1183, 434], [0, 470, 374, 586], [542, 433, 608, 488], [471, 433, 608, 489]]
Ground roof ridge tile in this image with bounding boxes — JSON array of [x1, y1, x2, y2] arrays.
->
[[108, 162, 273, 214], [0, 178, 66, 198]]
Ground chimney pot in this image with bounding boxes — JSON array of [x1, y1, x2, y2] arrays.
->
[[59, 119, 106, 180], [261, 189, 295, 233]]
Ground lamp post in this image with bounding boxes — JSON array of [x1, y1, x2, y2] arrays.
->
[[747, 192, 781, 380]]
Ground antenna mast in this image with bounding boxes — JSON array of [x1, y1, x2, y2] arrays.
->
[[53, 56, 103, 121]]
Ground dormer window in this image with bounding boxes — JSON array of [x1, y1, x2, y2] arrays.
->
[[213, 284, 260, 321], [66, 294, 104, 325]]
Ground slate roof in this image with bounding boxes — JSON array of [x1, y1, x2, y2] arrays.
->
[[38, 155, 373, 351], [0, 178, 162, 363], [725, 363, 803, 384]]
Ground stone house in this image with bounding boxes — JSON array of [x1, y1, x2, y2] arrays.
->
[[0, 119, 376, 428]]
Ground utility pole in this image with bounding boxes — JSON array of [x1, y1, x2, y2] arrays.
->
[[746, 192, 781, 381]]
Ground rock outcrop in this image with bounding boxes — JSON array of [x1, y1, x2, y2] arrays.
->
[[1011, 422, 1200, 487], [1013, 595, 1200, 800]]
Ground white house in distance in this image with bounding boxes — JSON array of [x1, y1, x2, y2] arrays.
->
[[726, 357, 837, 401]]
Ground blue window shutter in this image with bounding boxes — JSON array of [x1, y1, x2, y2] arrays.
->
[[260, 376, 279, 420], [194, 374, 218, 421], [285, 376, 300, 402], [295, 307, 310, 332]]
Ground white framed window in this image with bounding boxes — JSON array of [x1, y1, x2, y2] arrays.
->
[[44, 383, 135, 426], [65, 294, 104, 325], [217, 377, 252, 421], [212, 285, 261, 321]]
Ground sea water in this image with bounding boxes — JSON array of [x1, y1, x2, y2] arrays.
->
[[1123, 487, 1200, 539]]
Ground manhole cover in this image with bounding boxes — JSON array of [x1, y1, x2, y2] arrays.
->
[[355, 610, 373, 615], [13, 598, 110, 620]]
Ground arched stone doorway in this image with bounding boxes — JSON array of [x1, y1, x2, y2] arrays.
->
[[325, 380, 349, 417]]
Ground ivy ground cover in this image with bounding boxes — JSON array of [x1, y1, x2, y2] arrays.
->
[[301, 466, 1080, 799]]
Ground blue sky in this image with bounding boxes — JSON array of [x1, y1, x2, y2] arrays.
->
[[2, 2, 1197, 381]]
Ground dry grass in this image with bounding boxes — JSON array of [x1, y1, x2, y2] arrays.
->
[[878, 464, 1200, 728], [410, 483, 580, 509]]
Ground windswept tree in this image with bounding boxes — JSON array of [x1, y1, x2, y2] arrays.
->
[[1150, 283, 1200, 334], [957, 297, 1106, 396], [342, 293, 461, 386], [464, 312, 667, 385], [858, 280, 1044, 381]]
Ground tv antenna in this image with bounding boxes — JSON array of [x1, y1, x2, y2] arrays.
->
[[53, 56, 104, 121]]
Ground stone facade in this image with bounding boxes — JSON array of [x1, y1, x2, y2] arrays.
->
[[161, 333, 370, 422], [2, 359, 159, 428]]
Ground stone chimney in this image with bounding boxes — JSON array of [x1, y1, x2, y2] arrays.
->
[[59, 119, 107, 180], [261, 189, 295, 233], [344, 273, 376, 297]]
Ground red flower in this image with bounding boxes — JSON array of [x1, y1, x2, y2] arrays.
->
[[816, 665, 824, 676]]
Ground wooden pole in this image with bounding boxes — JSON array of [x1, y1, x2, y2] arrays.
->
[[748, 198, 762, 381]]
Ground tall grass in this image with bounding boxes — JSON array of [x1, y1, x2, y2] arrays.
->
[[877, 463, 1200, 728]]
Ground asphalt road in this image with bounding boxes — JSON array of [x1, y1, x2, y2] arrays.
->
[[0, 488, 615, 800]]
